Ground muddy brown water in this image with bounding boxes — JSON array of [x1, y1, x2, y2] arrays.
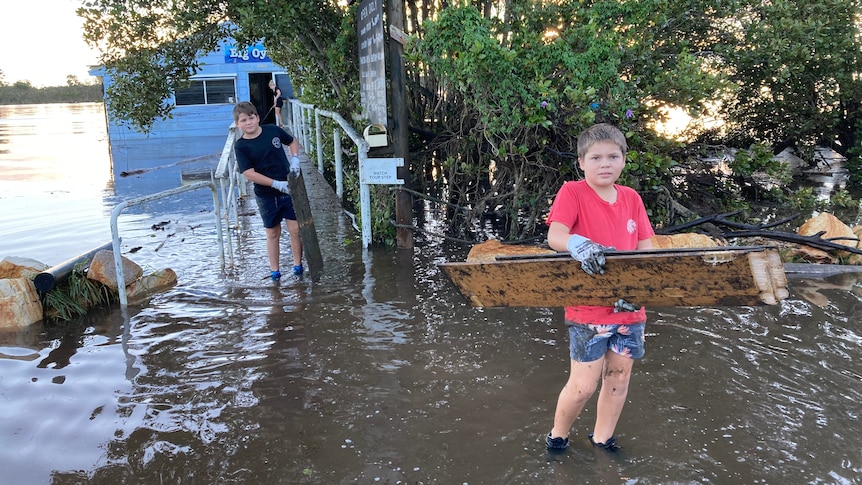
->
[[1, 104, 861, 483]]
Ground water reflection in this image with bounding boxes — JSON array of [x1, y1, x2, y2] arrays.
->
[[0, 103, 220, 265], [3, 216, 862, 482], [0, 104, 860, 483]]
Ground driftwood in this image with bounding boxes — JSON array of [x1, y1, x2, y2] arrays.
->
[[723, 230, 862, 255], [660, 212, 862, 255], [657, 211, 800, 233]]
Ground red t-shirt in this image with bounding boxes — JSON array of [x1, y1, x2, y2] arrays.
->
[[546, 180, 655, 324]]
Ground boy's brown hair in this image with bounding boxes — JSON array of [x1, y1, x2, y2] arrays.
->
[[232, 101, 258, 122], [577, 123, 628, 159]]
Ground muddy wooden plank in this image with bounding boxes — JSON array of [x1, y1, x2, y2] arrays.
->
[[439, 246, 789, 307], [287, 170, 323, 282]]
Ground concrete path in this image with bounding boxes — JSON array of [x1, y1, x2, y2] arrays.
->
[[293, 146, 343, 214], [226, 143, 346, 281]]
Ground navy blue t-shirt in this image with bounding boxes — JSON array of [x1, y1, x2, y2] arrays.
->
[[234, 125, 295, 197]]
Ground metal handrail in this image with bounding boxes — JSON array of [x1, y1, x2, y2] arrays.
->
[[214, 124, 244, 267], [217, 100, 376, 247], [110, 181, 225, 307], [287, 100, 373, 246]]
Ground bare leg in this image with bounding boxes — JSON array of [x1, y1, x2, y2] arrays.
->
[[265, 225, 282, 271], [285, 219, 303, 267], [591, 351, 634, 443], [550, 358, 604, 438]]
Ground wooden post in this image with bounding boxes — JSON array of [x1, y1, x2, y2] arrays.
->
[[287, 170, 324, 282], [388, 0, 413, 249]]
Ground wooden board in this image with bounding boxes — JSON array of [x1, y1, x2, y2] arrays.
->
[[438, 246, 789, 307], [288, 170, 323, 282]]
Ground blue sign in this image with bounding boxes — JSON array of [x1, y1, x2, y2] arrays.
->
[[224, 43, 271, 63]]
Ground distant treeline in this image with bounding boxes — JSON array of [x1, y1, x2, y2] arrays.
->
[[0, 82, 103, 105]]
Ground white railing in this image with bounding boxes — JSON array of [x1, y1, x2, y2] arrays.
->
[[213, 124, 246, 267], [215, 101, 387, 249], [107, 100, 393, 307], [110, 181, 225, 307], [286, 100, 377, 247]]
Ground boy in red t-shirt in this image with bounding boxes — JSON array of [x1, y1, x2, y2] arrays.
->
[[544, 123, 655, 452]]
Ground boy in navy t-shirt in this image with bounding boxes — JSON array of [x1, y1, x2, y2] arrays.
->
[[233, 101, 303, 280]]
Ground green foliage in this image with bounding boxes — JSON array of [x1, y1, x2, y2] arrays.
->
[[845, 117, 862, 188], [41, 267, 115, 322], [789, 187, 820, 213], [830, 187, 856, 209], [729, 142, 792, 202], [76, 0, 862, 241], [730, 143, 783, 178], [719, 0, 862, 165], [78, 0, 357, 131], [624, 151, 678, 191], [407, 1, 725, 237], [370, 186, 397, 246]]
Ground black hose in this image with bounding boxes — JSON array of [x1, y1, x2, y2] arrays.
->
[[33, 242, 113, 293]]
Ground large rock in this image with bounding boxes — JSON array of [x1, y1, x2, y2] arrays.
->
[[87, 250, 143, 291], [0, 256, 49, 280], [126, 268, 178, 305], [651, 233, 721, 249], [847, 225, 862, 265], [0, 278, 43, 328], [797, 213, 858, 260], [466, 240, 556, 263]]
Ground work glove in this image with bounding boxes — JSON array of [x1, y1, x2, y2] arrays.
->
[[566, 234, 608, 275], [271, 180, 290, 193], [289, 155, 301, 174], [613, 298, 639, 313]]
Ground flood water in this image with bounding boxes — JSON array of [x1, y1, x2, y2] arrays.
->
[[1, 104, 861, 484]]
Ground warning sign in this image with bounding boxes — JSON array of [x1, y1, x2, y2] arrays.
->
[[361, 158, 404, 185]]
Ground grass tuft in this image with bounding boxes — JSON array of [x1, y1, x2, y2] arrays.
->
[[40, 263, 116, 321]]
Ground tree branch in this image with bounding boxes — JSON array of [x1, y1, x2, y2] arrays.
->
[[723, 230, 862, 255]]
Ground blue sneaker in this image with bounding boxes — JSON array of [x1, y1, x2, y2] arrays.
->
[[546, 433, 569, 451], [293, 265, 304, 276], [271, 270, 282, 281], [589, 433, 620, 452]]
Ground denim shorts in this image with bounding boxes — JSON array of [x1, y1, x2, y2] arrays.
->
[[567, 322, 646, 362], [256, 194, 297, 228]]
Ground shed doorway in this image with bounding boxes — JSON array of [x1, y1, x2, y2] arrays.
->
[[248, 72, 277, 125]]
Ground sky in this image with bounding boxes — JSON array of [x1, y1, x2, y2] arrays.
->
[[1, 0, 100, 87]]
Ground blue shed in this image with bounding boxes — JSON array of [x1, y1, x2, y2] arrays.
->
[[90, 40, 293, 172]]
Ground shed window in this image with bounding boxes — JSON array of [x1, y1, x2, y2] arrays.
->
[[175, 78, 236, 105]]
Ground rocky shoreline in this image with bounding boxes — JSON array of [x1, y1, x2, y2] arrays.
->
[[0, 251, 177, 328]]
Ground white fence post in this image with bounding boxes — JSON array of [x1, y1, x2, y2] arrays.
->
[[334, 127, 343, 198], [315, 110, 324, 173]]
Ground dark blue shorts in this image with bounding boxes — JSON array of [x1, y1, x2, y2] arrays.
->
[[567, 322, 646, 362], [256, 194, 297, 228]]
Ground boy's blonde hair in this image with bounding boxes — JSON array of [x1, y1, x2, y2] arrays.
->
[[577, 123, 627, 159], [232, 101, 258, 122]]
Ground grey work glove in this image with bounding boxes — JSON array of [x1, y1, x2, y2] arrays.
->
[[271, 180, 290, 193], [566, 234, 608, 275], [289, 155, 301, 174], [613, 298, 639, 313]]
